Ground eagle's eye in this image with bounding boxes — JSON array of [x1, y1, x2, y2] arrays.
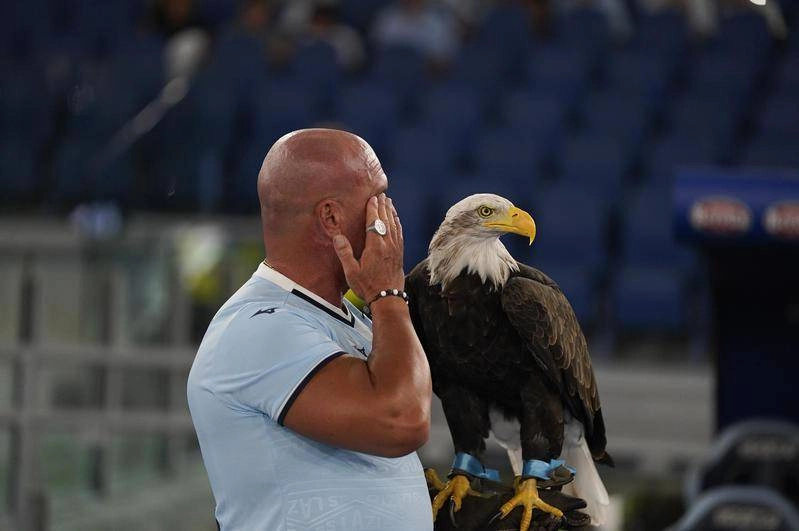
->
[[477, 206, 494, 218]]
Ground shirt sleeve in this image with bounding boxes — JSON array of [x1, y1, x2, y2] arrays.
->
[[219, 307, 346, 424]]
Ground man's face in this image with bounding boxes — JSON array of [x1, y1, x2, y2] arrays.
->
[[346, 145, 387, 260]]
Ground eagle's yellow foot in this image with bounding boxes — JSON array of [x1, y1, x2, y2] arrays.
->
[[430, 473, 481, 520], [424, 468, 447, 491], [496, 478, 563, 531]]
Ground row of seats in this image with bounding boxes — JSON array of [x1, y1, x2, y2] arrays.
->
[[2, 6, 798, 338]]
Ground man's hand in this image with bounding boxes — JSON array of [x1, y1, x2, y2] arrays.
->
[[333, 193, 405, 303]]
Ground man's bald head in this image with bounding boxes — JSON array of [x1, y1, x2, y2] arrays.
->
[[258, 128, 386, 256]]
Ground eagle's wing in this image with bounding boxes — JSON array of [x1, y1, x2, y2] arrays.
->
[[500, 264, 600, 428]]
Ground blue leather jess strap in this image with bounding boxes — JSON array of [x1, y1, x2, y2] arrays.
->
[[522, 459, 576, 480], [451, 452, 501, 481]]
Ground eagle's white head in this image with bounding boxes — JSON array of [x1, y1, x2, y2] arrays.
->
[[427, 193, 537, 290]]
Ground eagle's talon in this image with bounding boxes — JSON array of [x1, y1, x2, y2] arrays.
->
[[425, 468, 446, 492], [448, 499, 460, 528], [430, 474, 477, 521], [496, 478, 564, 531]]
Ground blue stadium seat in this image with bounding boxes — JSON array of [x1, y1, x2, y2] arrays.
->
[[711, 11, 774, 63], [473, 129, 543, 189], [387, 126, 459, 179], [340, 0, 393, 32], [620, 185, 696, 271], [647, 133, 718, 184], [419, 82, 485, 155], [211, 30, 268, 101], [289, 41, 341, 112], [52, 139, 136, 207], [527, 182, 610, 274], [388, 170, 441, 267], [552, 7, 610, 66], [0, 69, 53, 149], [634, 9, 688, 60], [500, 90, 566, 151], [146, 72, 237, 211], [666, 93, 742, 162], [558, 134, 630, 202], [741, 131, 799, 168], [370, 45, 425, 108], [603, 50, 673, 103], [579, 92, 651, 159], [0, 143, 38, 203], [449, 45, 515, 102], [755, 95, 799, 136], [334, 81, 402, 156], [250, 79, 315, 149], [525, 47, 590, 110], [470, 3, 531, 75], [613, 265, 686, 333], [688, 53, 760, 105], [771, 57, 799, 99]]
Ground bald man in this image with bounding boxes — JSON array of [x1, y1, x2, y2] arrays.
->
[[187, 129, 433, 530]]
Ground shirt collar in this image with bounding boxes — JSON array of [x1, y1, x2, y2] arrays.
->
[[254, 262, 351, 321]]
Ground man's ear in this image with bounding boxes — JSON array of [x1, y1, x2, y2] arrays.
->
[[316, 198, 344, 239]]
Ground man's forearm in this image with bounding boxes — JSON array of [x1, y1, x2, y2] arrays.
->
[[366, 297, 432, 422]]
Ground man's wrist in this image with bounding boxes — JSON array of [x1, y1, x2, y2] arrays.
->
[[368, 295, 409, 316]]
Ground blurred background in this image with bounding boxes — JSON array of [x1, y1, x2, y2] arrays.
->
[[1, 0, 798, 529]]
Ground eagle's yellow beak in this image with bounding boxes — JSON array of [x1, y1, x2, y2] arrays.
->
[[484, 206, 537, 245]]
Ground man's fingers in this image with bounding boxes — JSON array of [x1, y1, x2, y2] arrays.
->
[[332, 234, 358, 277], [377, 193, 389, 233], [386, 197, 398, 241], [391, 200, 403, 242], [365, 196, 379, 229]]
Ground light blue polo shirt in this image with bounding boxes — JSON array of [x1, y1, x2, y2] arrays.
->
[[187, 263, 432, 531]]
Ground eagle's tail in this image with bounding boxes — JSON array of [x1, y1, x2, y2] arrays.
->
[[559, 417, 610, 526]]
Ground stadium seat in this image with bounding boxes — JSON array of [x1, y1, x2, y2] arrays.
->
[[387, 125, 459, 179], [666, 93, 742, 163], [683, 420, 799, 505], [473, 129, 543, 188], [369, 45, 425, 109], [579, 92, 652, 159], [647, 133, 718, 184], [388, 170, 440, 267], [558, 134, 630, 202], [469, 2, 531, 79], [620, 185, 696, 271], [0, 143, 38, 203], [525, 47, 590, 110], [418, 82, 486, 156], [741, 131, 799, 168], [603, 50, 673, 103], [668, 487, 799, 531], [340, 0, 393, 32], [0, 68, 53, 149], [150, 71, 238, 211], [634, 9, 688, 60], [449, 45, 515, 102], [552, 7, 610, 66], [612, 265, 686, 333], [499, 90, 567, 154], [334, 81, 402, 156], [754, 95, 799, 136], [527, 182, 610, 274], [289, 41, 341, 113], [711, 11, 774, 63], [770, 57, 799, 99]]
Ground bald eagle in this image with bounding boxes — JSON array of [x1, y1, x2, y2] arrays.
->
[[405, 194, 612, 530]]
